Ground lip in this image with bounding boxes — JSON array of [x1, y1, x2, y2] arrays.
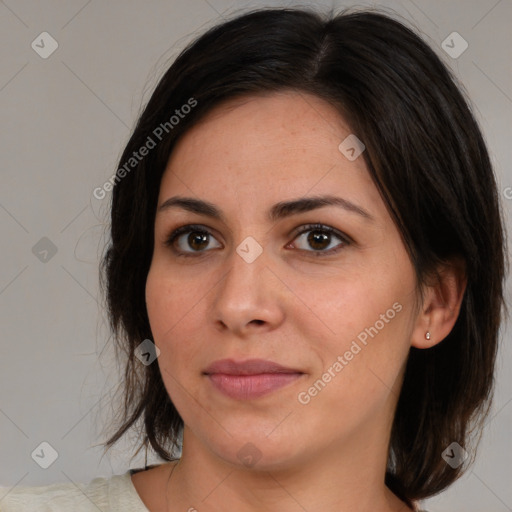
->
[[203, 358, 303, 375], [203, 358, 304, 400]]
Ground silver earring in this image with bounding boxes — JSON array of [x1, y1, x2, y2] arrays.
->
[[425, 331, 431, 340]]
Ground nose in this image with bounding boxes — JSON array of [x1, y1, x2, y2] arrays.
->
[[211, 245, 286, 336]]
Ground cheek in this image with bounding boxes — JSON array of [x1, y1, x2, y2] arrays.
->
[[145, 270, 171, 342], [145, 265, 209, 378], [296, 308, 412, 444], [289, 264, 399, 350], [146, 264, 198, 342], [145, 268, 203, 412], [293, 258, 414, 398]]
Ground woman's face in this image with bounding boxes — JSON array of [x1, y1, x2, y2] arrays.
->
[[145, 91, 420, 470]]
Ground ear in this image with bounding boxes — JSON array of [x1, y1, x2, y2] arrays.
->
[[411, 258, 467, 349]]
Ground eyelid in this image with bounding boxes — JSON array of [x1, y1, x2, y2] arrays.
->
[[163, 222, 353, 257], [290, 223, 353, 245], [163, 223, 222, 249]]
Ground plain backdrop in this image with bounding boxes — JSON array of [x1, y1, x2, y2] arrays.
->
[[0, 1, 511, 511]]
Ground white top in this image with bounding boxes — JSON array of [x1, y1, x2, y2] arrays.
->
[[0, 470, 149, 511], [0, 470, 429, 511]]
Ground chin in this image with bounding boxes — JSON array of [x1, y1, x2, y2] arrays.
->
[[204, 432, 305, 473]]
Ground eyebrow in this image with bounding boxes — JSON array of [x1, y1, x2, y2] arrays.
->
[[157, 195, 374, 223]]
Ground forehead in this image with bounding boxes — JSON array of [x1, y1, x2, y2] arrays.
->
[[167, 91, 354, 168], [157, 91, 384, 223]]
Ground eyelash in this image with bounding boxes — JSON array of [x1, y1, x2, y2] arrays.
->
[[164, 223, 352, 258]]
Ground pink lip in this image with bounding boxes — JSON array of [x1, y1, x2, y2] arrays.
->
[[203, 358, 302, 375], [203, 359, 304, 400]]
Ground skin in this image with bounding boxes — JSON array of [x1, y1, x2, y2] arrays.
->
[[137, 91, 466, 512]]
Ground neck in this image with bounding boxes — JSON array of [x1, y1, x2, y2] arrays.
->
[[164, 425, 413, 512]]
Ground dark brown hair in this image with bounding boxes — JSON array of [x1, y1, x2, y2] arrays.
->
[[98, 6, 508, 504]]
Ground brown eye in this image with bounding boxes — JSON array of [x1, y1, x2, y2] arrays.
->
[[164, 223, 350, 259], [164, 225, 222, 256], [306, 231, 330, 250], [186, 231, 210, 251], [289, 224, 350, 256]]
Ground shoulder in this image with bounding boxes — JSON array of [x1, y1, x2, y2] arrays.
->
[[0, 471, 149, 512], [130, 462, 177, 511]]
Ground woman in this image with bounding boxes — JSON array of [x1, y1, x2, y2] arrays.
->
[[0, 6, 506, 512]]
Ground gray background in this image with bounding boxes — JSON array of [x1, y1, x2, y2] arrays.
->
[[0, 1, 511, 511]]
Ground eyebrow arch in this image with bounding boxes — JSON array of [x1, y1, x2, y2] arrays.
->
[[157, 195, 374, 223]]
